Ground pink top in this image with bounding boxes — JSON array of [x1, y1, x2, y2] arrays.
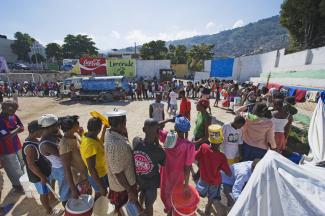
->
[[159, 130, 195, 212]]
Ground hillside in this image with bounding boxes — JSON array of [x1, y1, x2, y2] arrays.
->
[[167, 16, 289, 57]]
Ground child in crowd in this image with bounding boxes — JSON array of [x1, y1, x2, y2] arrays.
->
[[59, 116, 89, 199], [133, 119, 166, 216], [272, 99, 292, 153], [221, 116, 246, 165], [195, 125, 232, 216], [80, 118, 109, 199], [149, 93, 165, 122], [23, 120, 63, 216], [169, 88, 178, 116]]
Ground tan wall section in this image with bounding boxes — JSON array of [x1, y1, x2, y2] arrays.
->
[[172, 64, 188, 78]]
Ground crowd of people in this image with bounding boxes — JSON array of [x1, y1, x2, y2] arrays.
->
[[0, 78, 311, 216], [0, 81, 61, 103]]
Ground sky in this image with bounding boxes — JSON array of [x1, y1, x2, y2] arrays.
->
[[1, 0, 284, 51]]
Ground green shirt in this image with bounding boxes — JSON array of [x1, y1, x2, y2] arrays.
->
[[194, 112, 211, 139]]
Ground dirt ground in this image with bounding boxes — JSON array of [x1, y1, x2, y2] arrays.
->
[[1, 97, 236, 216]]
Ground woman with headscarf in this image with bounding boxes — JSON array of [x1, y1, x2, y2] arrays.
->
[[240, 103, 277, 161], [158, 116, 195, 215]]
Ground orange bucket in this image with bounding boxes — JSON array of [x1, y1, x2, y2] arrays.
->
[[171, 185, 199, 216]]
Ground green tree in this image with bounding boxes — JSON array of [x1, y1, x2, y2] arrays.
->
[[31, 53, 46, 64], [10, 32, 33, 62], [188, 43, 214, 71], [280, 0, 325, 51], [45, 43, 63, 62], [167, 45, 188, 64], [140, 40, 168, 60], [62, 34, 98, 58]]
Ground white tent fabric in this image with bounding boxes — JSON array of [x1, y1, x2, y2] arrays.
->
[[307, 96, 325, 163], [229, 151, 325, 216]]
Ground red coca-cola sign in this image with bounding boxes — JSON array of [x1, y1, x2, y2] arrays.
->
[[79, 57, 107, 75]]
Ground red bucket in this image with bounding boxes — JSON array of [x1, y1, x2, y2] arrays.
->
[[171, 185, 199, 216], [65, 195, 94, 216]]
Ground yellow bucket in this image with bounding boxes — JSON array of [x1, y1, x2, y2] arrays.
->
[[208, 124, 223, 144], [90, 111, 110, 127]]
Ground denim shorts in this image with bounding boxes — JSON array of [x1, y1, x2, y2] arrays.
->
[[34, 181, 50, 195], [50, 167, 71, 202], [87, 174, 109, 193], [196, 179, 221, 201]]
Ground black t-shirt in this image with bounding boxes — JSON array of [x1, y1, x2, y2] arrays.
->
[[132, 137, 165, 190]]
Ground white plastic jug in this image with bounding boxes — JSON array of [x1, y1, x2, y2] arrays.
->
[[19, 173, 37, 198]]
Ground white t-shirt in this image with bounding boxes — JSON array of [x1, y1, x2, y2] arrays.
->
[[169, 91, 178, 105], [221, 123, 243, 160]]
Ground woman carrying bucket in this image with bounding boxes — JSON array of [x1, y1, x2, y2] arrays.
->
[[158, 116, 195, 215]]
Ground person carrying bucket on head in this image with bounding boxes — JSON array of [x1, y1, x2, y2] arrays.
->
[[195, 124, 232, 216], [158, 116, 195, 215]]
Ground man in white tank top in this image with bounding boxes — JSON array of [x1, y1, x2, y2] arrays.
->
[[149, 93, 165, 122]]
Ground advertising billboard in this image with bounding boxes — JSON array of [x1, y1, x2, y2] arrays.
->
[[107, 59, 136, 77], [79, 57, 107, 75]]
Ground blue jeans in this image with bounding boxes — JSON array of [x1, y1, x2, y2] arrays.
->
[[196, 179, 221, 201], [0, 153, 23, 186], [242, 142, 267, 161], [50, 167, 71, 202]]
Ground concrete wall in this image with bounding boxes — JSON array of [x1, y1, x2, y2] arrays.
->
[[172, 64, 188, 78], [204, 60, 211, 72], [0, 72, 71, 83], [136, 60, 170, 79], [0, 38, 17, 63]]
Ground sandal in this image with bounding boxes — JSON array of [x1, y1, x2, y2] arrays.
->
[[49, 208, 64, 216]]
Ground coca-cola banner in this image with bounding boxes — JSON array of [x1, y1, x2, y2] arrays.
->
[[79, 57, 107, 75]]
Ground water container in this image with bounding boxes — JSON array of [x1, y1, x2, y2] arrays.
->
[[92, 196, 115, 216], [65, 195, 94, 216], [171, 185, 199, 216], [19, 173, 37, 198]]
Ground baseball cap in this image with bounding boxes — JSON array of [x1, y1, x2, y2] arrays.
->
[[38, 114, 59, 128], [195, 99, 209, 108], [28, 120, 42, 133], [175, 116, 191, 133]]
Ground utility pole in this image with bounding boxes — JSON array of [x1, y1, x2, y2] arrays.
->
[[134, 42, 137, 59]]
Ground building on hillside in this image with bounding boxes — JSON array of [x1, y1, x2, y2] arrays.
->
[[0, 35, 18, 63], [107, 50, 134, 59]]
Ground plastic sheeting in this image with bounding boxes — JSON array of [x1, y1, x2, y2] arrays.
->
[[210, 58, 234, 78], [307, 93, 325, 163], [229, 151, 325, 216]]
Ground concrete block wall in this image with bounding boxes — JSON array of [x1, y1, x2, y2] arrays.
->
[[136, 60, 171, 79]]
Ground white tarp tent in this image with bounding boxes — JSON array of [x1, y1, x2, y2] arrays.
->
[[229, 151, 325, 216], [307, 93, 325, 163]]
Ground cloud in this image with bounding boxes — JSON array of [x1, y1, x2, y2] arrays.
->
[[111, 30, 120, 39], [125, 29, 199, 44], [233, 19, 244, 29], [205, 21, 216, 29]]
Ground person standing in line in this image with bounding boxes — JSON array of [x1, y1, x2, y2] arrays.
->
[[272, 99, 292, 153], [169, 88, 178, 116], [158, 116, 195, 216], [221, 116, 246, 165], [80, 118, 109, 199], [104, 109, 138, 213], [39, 114, 71, 206], [149, 93, 165, 122], [23, 120, 64, 216], [193, 99, 212, 149], [195, 127, 232, 216], [59, 116, 89, 199], [221, 159, 260, 206], [179, 90, 191, 121], [0, 100, 24, 193], [133, 119, 166, 216]]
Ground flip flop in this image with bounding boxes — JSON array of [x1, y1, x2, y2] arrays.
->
[[49, 208, 64, 216]]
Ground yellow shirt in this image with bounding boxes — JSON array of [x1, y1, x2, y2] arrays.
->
[[80, 134, 108, 178]]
